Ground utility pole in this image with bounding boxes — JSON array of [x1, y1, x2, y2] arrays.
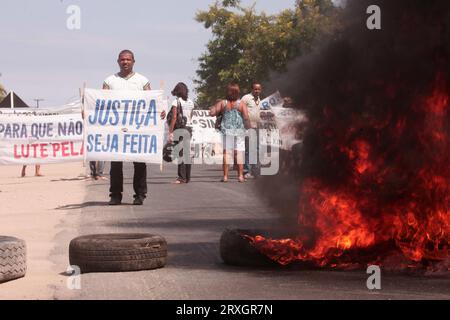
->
[[34, 98, 45, 108]]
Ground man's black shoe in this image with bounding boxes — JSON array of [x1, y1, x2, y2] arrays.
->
[[109, 197, 122, 206], [133, 196, 145, 206]]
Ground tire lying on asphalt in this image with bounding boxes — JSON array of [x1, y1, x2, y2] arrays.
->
[[220, 229, 277, 267], [69, 234, 167, 274], [0, 236, 27, 284]]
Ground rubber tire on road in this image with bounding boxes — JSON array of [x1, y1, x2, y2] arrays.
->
[[69, 234, 167, 274], [0, 236, 27, 284], [220, 229, 278, 267]]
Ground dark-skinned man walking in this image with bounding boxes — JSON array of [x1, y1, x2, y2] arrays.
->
[[240, 83, 263, 179]]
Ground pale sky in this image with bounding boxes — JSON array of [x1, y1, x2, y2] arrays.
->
[[0, 0, 297, 107]]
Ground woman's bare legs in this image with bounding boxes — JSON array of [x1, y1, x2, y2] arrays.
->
[[222, 150, 229, 182], [21, 165, 43, 177], [236, 151, 245, 182], [35, 165, 43, 177]]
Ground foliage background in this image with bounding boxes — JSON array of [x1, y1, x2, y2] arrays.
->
[[194, 0, 338, 108]]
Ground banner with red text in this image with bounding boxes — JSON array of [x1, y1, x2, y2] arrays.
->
[[0, 103, 84, 165]]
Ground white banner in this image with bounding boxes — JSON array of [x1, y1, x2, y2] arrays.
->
[[271, 107, 307, 150], [190, 109, 222, 145], [0, 103, 84, 165], [0, 101, 82, 116], [83, 89, 166, 164], [259, 109, 281, 147], [260, 91, 284, 110]]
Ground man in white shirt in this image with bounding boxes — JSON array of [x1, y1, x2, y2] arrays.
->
[[104, 49, 164, 206], [240, 83, 262, 179]]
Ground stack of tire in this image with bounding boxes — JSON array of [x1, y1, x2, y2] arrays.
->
[[0, 236, 27, 284]]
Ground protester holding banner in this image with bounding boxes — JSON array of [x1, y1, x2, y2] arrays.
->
[[240, 83, 263, 179], [168, 82, 194, 184], [102, 49, 165, 206], [210, 84, 251, 183]]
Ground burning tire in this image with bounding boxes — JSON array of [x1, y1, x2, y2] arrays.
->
[[69, 234, 167, 274], [220, 229, 278, 267], [0, 236, 27, 284]]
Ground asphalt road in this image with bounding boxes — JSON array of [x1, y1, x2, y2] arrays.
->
[[51, 164, 450, 300]]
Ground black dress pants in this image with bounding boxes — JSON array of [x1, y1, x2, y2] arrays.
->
[[176, 130, 192, 183], [110, 162, 147, 199]]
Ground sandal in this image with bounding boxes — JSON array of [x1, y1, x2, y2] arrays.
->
[[221, 178, 229, 183], [238, 176, 246, 183]]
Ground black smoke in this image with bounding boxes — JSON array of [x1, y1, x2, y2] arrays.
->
[[259, 0, 450, 244]]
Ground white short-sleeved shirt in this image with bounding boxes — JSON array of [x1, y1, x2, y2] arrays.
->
[[171, 98, 194, 123], [241, 93, 261, 128], [103, 72, 150, 91]]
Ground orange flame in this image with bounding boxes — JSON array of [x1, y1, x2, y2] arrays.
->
[[248, 74, 449, 271]]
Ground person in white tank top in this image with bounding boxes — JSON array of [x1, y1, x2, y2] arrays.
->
[[103, 49, 165, 206], [103, 72, 151, 91]]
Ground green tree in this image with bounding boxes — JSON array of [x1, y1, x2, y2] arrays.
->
[[0, 82, 6, 103], [194, 0, 337, 108]]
